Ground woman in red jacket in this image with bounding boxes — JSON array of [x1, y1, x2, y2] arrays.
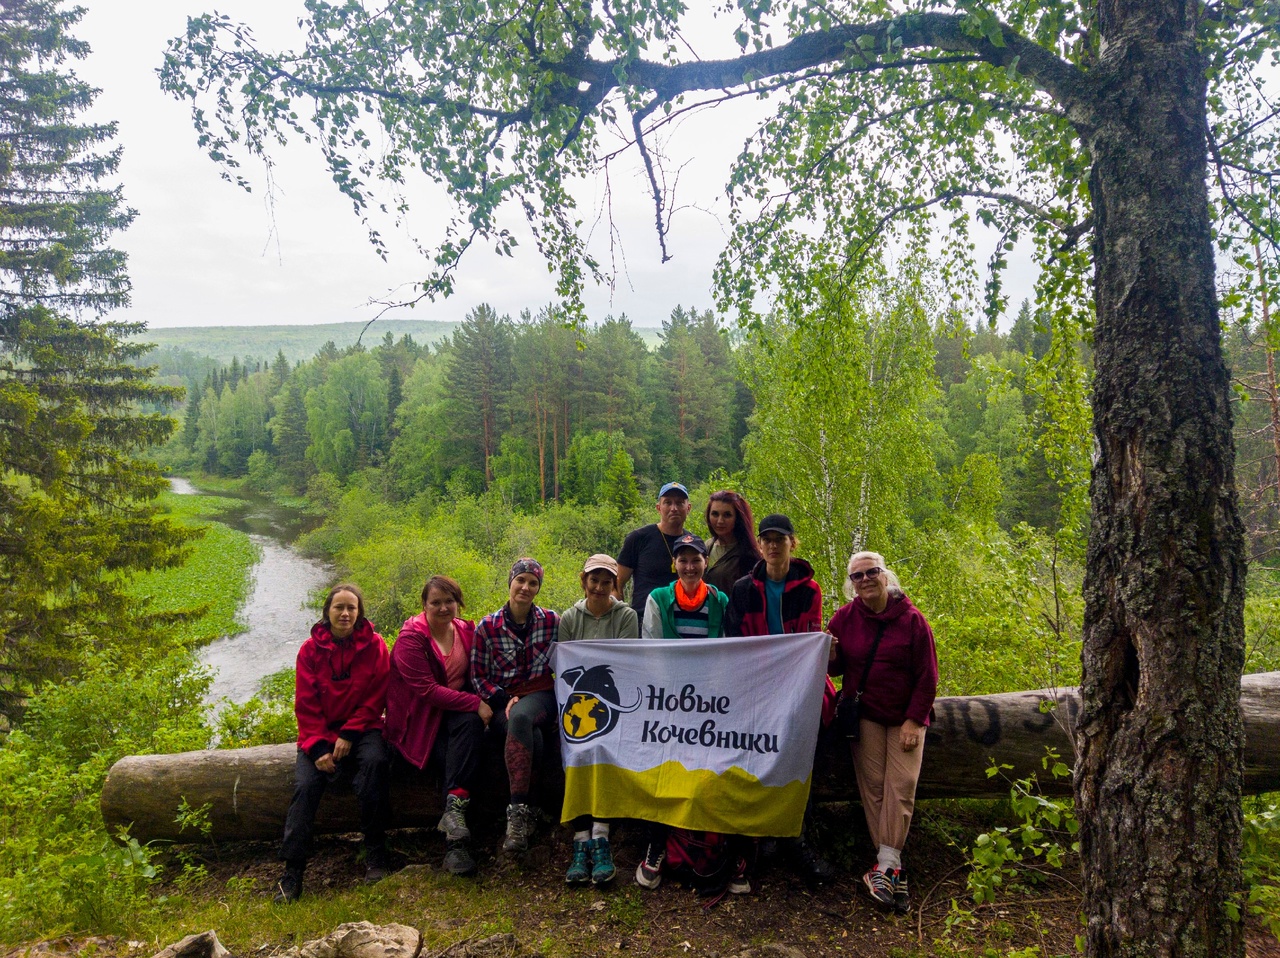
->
[[386, 575, 493, 877], [276, 583, 391, 903], [723, 512, 833, 886], [828, 551, 938, 916]]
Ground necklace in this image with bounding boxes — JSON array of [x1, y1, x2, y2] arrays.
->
[[660, 529, 677, 572]]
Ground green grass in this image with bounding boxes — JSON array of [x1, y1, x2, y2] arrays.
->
[[130, 867, 525, 955], [129, 492, 259, 645]]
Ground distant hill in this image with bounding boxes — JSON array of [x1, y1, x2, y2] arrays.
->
[[131, 318, 665, 365], [129, 319, 462, 365]]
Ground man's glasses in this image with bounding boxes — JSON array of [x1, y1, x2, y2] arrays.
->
[[848, 567, 883, 582]]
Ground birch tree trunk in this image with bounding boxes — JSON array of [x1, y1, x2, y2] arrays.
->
[[1077, 2, 1246, 952]]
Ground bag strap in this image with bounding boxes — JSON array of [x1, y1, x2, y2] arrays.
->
[[850, 621, 888, 703]]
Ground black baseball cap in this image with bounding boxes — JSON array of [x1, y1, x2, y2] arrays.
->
[[673, 532, 708, 556], [757, 513, 796, 536]]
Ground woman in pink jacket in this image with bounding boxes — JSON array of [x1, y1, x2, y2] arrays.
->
[[386, 575, 493, 876]]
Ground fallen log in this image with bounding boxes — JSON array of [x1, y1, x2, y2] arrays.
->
[[101, 672, 1280, 843]]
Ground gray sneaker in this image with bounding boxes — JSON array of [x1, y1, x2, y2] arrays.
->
[[502, 803, 537, 854], [438, 793, 471, 842]]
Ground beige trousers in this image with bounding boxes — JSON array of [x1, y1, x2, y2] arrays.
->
[[850, 719, 926, 851]]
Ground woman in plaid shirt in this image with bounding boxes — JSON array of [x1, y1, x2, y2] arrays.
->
[[471, 557, 560, 854]]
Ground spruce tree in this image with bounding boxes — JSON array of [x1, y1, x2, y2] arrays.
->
[[0, 0, 188, 720]]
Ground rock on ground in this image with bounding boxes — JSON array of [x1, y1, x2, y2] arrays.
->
[[150, 932, 228, 958], [287, 923, 422, 958]]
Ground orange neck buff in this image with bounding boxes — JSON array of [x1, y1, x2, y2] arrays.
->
[[675, 579, 709, 611]]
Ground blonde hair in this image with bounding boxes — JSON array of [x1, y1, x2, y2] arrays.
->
[[843, 550, 904, 601]]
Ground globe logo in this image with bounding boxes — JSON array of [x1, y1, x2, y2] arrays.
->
[[559, 664, 641, 744]]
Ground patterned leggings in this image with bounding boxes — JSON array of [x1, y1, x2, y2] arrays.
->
[[492, 689, 556, 803]]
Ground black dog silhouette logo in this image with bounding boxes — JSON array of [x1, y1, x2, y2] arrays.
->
[[559, 664, 642, 744]]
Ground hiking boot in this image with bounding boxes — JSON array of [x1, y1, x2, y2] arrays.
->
[[789, 835, 836, 885], [364, 846, 390, 883], [635, 842, 665, 889], [565, 839, 591, 884], [443, 840, 477, 877], [863, 864, 895, 908], [891, 868, 910, 914], [589, 836, 616, 885], [503, 803, 537, 854], [273, 865, 303, 903], [438, 793, 471, 843]]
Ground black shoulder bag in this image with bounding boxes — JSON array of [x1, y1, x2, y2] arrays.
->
[[835, 622, 887, 741]]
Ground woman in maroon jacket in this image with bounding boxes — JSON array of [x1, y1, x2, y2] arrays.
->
[[386, 575, 493, 876], [828, 551, 938, 916], [276, 582, 391, 903]]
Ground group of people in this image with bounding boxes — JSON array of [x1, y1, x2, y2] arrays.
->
[[275, 481, 938, 916]]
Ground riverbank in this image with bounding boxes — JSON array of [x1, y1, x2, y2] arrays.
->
[[127, 488, 259, 646], [175, 478, 332, 704]]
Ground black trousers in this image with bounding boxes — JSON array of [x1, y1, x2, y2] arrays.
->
[[397, 709, 486, 798], [280, 729, 389, 865], [433, 709, 485, 797]]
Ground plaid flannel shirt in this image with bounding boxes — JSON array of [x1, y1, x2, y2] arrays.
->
[[470, 604, 560, 702]]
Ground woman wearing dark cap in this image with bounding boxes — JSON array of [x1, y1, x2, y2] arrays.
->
[[636, 533, 748, 893], [724, 514, 824, 639], [471, 557, 560, 855], [724, 513, 833, 886], [703, 491, 764, 595], [828, 550, 938, 915], [640, 533, 730, 640]]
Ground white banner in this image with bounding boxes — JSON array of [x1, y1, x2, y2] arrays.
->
[[552, 632, 829, 836]]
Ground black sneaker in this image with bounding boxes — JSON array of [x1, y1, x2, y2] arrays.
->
[[862, 865, 894, 908], [891, 868, 910, 914], [443, 841, 477, 876], [727, 856, 752, 895], [789, 835, 835, 885], [273, 867, 303, 903], [635, 842, 664, 889], [364, 846, 390, 883]]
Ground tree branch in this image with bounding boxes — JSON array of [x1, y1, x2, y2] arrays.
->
[[579, 13, 1087, 125]]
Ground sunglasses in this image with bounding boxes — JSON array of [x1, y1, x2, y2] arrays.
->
[[848, 567, 883, 582]]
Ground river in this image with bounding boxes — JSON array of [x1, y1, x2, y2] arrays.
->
[[169, 477, 333, 704]]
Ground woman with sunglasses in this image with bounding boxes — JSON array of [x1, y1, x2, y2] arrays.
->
[[276, 582, 391, 903], [828, 551, 937, 916]]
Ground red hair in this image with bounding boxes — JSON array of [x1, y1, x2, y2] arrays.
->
[[705, 491, 763, 565]]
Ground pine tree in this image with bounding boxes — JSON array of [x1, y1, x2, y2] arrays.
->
[[271, 349, 290, 385], [270, 378, 311, 488], [444, 304, 514, 482], [0, 0, 189, 719]]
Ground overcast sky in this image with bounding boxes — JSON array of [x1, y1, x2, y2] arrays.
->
[[74, 1, 1036, 331]]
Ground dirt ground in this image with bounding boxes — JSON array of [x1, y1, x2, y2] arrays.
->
[[7, 806, 1279, 958]]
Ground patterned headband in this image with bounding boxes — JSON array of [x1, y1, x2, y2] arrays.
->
[[509, 557, 544, 584]]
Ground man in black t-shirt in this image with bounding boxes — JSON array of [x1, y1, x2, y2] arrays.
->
[[616, 482, 693, 615]]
